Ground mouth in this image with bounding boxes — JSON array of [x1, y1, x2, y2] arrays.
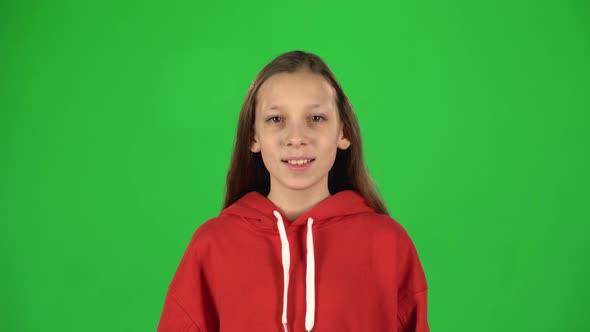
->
[[281, 158, 316, 171], [281, 158, 316, 165]]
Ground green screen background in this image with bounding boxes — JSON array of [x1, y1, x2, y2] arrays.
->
[[1, 0, 588, 331]]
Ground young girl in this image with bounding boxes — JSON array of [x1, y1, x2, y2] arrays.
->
[[157, 51, 429, 332]]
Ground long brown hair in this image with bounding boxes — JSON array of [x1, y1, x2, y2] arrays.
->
[[223, 50, 389, 216]]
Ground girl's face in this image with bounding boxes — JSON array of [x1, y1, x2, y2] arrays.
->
[[251, 70, 351, 195]]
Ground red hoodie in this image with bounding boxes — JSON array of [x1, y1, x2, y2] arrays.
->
[[157, 190, 429, 332]]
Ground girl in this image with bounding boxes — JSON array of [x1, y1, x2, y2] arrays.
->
[[157, 51, 429, 332]]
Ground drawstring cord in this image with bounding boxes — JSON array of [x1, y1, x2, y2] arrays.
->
[[305, 217, 315, 332], [273, 210, 315, 332], [274, 211, 291, 332]]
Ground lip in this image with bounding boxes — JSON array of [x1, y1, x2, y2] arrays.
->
[[281, 156, 315, 161], [282, 158, 315, 172]]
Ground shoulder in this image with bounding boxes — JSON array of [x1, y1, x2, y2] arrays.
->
[[181, 214, 236, 255], [361, 214, 426, 274], [192, 214, 233, 237], [348, 212, 423, 257], [354, 212, 413, 242]]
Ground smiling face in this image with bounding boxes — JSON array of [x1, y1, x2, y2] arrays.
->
[[250, 70, 351, 197]]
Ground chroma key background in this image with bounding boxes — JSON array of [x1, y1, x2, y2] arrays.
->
[[1, 0, 588, 331]]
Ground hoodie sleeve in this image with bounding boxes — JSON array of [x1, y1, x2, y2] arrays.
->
[[396, 230, 430, 332], [157, 229, 217, 332], [158, 293, 201, 332]]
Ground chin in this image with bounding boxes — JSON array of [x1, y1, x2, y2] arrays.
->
[[279, 179, 313, 190], [274, 176, 325, 192]]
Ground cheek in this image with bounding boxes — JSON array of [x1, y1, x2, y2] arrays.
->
[[259, 140, 281, 161], [318, 136, 341, 149], [260, 138, 279, 151]]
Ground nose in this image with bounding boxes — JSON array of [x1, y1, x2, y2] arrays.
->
[[285, 121, 309, 147]]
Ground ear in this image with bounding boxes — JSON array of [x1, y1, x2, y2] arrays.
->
[[250, 134, 261, 153], [337, 126, 351, 150]]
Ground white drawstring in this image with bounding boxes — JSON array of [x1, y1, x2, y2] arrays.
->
[[274, 211, 291, 332], [305, 217, 315, 332], [273, 210, 315, 332]]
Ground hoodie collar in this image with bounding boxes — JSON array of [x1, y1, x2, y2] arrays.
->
[[220, 189, 375, 230]]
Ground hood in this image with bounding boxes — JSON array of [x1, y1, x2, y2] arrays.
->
[[219, 189, 376, 332], [220, 189, 376, 231]]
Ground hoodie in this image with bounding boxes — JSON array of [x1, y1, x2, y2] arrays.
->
[[157, 190, 429, 332]]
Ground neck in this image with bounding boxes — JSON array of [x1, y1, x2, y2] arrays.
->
[[267, 182, 331, 222]]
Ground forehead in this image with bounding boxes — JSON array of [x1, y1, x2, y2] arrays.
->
[[256, 71, 336, 112]]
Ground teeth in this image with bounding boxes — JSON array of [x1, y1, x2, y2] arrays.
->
[[287, 159, 312, 165]]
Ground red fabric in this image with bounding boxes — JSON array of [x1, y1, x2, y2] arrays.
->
[[157, 190, 429, 331]]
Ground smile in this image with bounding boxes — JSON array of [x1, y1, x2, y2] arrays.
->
[[282, 158, 315, 171], [285, 159, 313, 165]]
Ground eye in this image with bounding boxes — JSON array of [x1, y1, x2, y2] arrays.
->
[[267, 116, 282, 123], [311, 115, 326, 122]]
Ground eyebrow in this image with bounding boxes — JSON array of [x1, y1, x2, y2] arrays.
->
[[265, 103, 322, 112]]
